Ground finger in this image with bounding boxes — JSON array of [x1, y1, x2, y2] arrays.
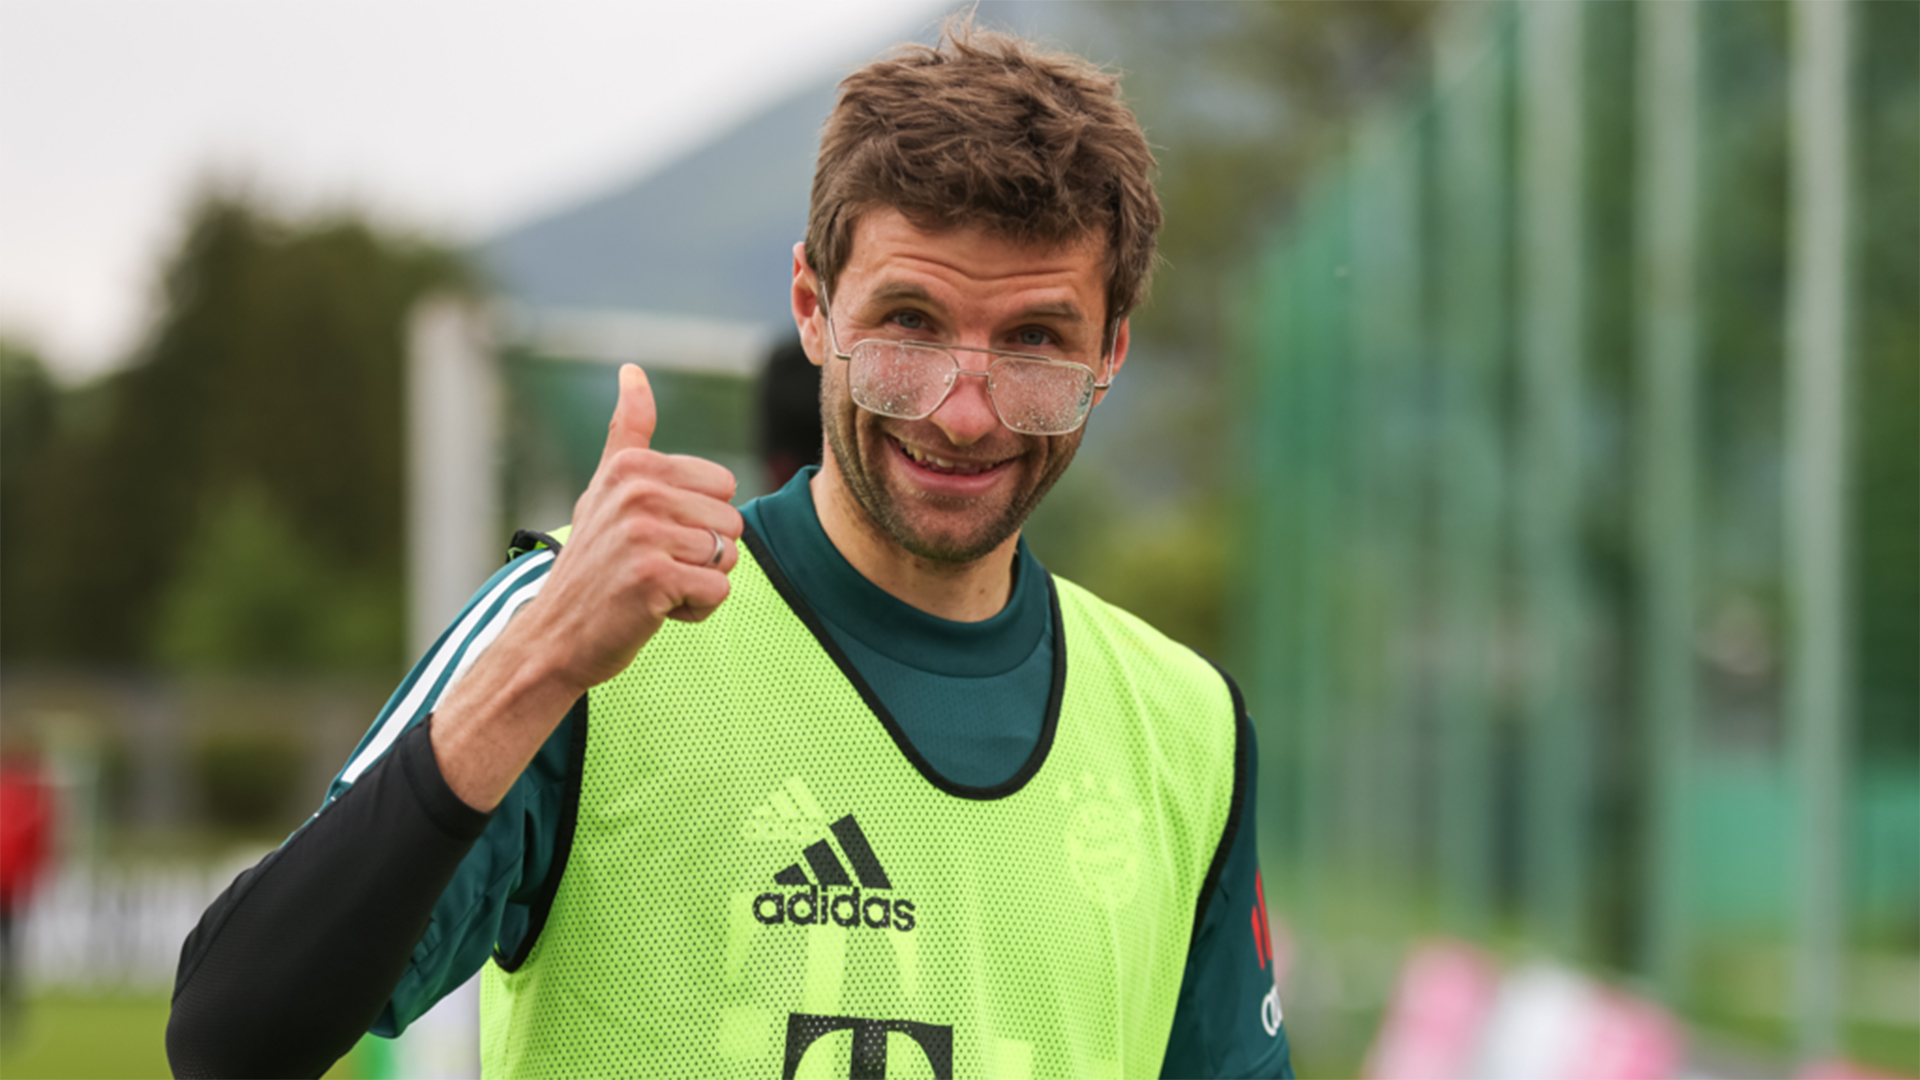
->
[[652, 453, 739, 504], [667, 601, 722, 624], [662, 566, 733, 624], [599, 364, 656, 467], [611, 483, 741, 540], [672, 524, 740, 572]]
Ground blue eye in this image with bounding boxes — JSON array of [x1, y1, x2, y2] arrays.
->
[[893, 311, 926, 331], [1017, 327, 1053, 348]]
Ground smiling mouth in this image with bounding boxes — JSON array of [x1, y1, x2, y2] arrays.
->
[[890, 436, 1011, 477]]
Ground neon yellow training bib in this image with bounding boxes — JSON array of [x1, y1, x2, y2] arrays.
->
[[480, 537, 1240, 1079]]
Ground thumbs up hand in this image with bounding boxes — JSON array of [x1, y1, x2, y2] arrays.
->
[[524, 363, 743, 693], [426, 363, 743, 812]]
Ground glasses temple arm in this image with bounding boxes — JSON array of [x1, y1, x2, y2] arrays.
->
[[1093, 318, 1121, 390], [816, 286, 853, 362]]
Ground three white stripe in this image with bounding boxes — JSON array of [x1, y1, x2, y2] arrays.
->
[[340, 551, 556, 785]]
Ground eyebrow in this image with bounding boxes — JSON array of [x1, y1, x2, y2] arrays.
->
[[866, 281, 940, 308], [864, 281, 1090, 324], [1020, 300, 1090, 323]]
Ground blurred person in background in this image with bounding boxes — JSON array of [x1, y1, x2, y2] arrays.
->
[[0, 745, 54, 1036], [169, 21, 1291, 1080], [756, 334, 824, 492]]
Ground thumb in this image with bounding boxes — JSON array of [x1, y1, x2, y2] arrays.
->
[[600, 364, 656, 464]]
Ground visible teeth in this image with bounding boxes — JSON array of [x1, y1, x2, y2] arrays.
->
[[902, 442, 993, 475]]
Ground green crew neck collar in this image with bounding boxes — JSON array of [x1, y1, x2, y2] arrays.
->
[[741, 467, 1047, 678]]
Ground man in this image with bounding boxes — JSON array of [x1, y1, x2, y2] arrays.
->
[[168, 24, 1292, 1080], [0, 746, 53, 1036]]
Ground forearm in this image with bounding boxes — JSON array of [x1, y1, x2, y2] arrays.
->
[[430, 622, 587, 812], [167, 721, 491, 1079]]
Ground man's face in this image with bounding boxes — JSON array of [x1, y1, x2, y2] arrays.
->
[[792, 208, 1128, 565]]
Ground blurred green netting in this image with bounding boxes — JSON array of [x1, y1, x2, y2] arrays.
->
[[1230, 0, 1916, 1069]]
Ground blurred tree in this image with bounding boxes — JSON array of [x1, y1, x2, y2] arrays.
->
[[1023, 2, 1433, 651], [0, 188, 469, 674], [1102, 1, 1433, 360], [153, 487, 397, 672], [0, 342, 59, 659], [1852, 0, 1919, 759]]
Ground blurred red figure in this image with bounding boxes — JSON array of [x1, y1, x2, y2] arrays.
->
[[0, 751, 54, 1028]]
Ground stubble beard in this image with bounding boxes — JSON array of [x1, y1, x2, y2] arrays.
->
[[822, 386, 1081, 566]]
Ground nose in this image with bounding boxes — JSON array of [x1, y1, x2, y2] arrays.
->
[[927, 367, 1003, 446]]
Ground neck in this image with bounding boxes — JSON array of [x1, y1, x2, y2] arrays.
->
[[809, 463, 1018, 623]]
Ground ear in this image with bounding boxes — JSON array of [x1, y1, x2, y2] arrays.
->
[[791, 242, 826, 368], [1092, 318, 1131, 407]]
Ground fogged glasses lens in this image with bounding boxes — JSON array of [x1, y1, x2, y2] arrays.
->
[[848, 342, 956, 420], [847, 341, 1095, 436], [986, 357, 1095, 436]]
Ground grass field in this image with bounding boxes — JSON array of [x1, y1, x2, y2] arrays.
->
[[0, 987, 1907, 1078], [0, 995, 370, 1080], [0, 994, 171, 1080]]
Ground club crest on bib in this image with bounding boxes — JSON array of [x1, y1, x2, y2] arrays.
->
[[1061, 772, 1144, 905]]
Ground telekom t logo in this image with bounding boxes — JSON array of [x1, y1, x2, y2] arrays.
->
[[783, 1012, 954, 1079]]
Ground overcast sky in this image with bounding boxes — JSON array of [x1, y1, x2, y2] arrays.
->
[[0, 0, 942, 383]]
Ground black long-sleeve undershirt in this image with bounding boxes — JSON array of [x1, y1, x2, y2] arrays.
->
[[166, 721, 488, 1079]]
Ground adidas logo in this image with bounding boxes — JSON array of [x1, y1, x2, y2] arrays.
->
[[752, 814, 916, 932]]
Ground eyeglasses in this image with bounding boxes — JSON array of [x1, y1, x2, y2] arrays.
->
[[818, 290, 1114, 437]]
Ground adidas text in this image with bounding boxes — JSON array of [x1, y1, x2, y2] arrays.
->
[[753, 885, 916, 931]]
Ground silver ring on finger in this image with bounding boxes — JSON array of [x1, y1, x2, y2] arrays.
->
[[706, 527, 726, 567]]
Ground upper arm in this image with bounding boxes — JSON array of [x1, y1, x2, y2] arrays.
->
[[370, 723, 573, 1035], [1160, 711, 1295, 1080]]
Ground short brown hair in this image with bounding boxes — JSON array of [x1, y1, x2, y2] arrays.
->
[[805, 20, 1162, 341]]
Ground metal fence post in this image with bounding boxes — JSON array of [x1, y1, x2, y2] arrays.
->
[[1634, 0, 1702, 1004], [1518, 0, 1592, 961], [1348, 112, 1427, 899], [1432, 4, 1511, 937], [1786, 0, 1853, 1061]]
